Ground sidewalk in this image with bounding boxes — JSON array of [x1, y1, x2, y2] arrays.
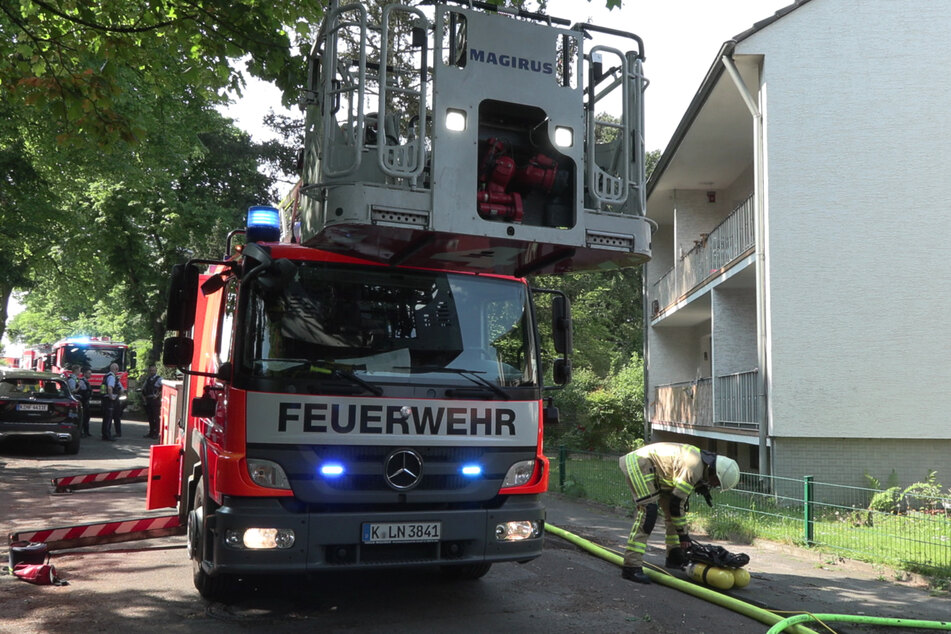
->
[[543, 492, 949, 628]]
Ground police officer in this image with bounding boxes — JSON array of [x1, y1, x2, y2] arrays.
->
[[101, 362, 123, 441], [618, 442, 740, 584], [64, 365, 79, 393], [140, 363, 162, 439], [76, 366, 92, 437]]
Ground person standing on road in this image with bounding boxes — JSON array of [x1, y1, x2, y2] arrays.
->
[[76, 366, 92, 438], [140, 363, 163, 439], [64, 365, 79, 393], [100, 363, 123, 440], [618, 442, 740, 584]]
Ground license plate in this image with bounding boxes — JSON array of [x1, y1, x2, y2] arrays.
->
[[362, 521, 441, 544], [17, 403, 48, 412]]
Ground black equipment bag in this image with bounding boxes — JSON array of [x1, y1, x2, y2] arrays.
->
[[687, 542, 749, 569]]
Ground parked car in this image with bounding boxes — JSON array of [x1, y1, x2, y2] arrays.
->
[[0, 369, 82, 454]]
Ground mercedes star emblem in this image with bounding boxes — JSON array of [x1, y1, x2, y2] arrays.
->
[[384, 448, 423, 490]]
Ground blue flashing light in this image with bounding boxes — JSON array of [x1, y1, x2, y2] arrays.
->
[[461, 464, 483, 477], [246, 205, 281, 243], [320, 463, 346, 478], [66, 336, 91, 344]]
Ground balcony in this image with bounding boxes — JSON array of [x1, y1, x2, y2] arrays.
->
[[653, 370, 759, 431], [651, 194, 755, 317]]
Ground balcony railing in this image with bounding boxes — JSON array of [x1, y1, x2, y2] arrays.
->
[[651, 193, 755, 316], [714, 370, 759, 430], [653, 378, 712, 427], [653, 370, 759, 431]]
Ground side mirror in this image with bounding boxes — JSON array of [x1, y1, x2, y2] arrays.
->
[[166, 263, 199, 331], [162, 336, 194, 368], [130, 350, 137, 370], [257, 257, 297, 292], [552, 295, 572, 355], [216, 362, 233, 382], [543, 401, 560, 425], [553, 358, 572, 386]]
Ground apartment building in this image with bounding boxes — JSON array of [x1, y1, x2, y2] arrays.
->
[[644, 0, 951, 488]]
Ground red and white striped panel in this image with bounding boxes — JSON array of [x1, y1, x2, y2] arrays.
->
[[52, 467, 149, 489], [10, 515, 182, 549]]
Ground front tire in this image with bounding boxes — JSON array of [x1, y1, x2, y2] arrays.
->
[[189, 476, 238, 601]]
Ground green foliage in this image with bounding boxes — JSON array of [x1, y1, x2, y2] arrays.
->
[[532, 267, 646, 452], [0, 0, 324, 147], [865, 470, 946, 514], [869, 487, 902, 514], [549, 354, 645, 452], [902, 470, 944, 511], [697, 514, 756, 545]]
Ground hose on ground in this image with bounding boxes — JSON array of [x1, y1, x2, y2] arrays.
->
[[766, 613, 951, 633], [545, 523, 944, 634]]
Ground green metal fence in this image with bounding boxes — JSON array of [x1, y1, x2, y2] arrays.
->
[[550, 447, 951, 577]]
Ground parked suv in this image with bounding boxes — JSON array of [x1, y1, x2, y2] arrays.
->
[[0, 369, 82, 454]]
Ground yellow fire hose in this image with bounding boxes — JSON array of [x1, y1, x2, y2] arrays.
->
[[545, 523, 951, 634]]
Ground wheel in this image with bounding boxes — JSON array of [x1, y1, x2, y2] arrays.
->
[[64, 434, 81, 455], [189, 476, 239, 601], [440, 562, 492, 580]]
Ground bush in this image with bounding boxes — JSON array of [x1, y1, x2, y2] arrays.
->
[[869, 487, 902, 514], [550, 353, 645, 452]]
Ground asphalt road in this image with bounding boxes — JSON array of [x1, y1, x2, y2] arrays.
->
[[1, 417, 946, 633]]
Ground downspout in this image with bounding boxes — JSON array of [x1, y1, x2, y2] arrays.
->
[[721, 53, 769, 476]]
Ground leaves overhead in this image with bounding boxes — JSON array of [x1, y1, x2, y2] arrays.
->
[[0, 0, 323, 146]]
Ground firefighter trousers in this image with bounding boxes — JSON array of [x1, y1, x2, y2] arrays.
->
[[618, 453, 684, 568]]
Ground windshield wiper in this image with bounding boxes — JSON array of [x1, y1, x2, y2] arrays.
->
[[399, 366, 509, 400], [263, 359, 383, 396]]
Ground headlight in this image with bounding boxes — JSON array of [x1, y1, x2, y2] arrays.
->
[[501, 459, 535, 488], [225, 528, 295, 549], [495, 520, 542, 541], [247, 459, 291, 490]]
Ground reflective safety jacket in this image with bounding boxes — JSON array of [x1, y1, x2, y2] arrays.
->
[[623, 442, 706, 503]]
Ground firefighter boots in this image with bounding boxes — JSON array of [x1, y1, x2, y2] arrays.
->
[[665, 547, 688, 569], [621, 566, 651, 584]]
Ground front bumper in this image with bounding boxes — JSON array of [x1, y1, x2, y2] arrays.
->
[[202, 495, 545, 576]]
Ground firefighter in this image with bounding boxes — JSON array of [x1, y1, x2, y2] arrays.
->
[[618, 442, 740, 584]]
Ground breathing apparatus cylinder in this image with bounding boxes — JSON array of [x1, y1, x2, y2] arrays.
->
[[731, 567, 751, 588], [686, 562, 735, 590]]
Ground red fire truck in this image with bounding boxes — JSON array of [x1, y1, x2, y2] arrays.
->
[[47, 336, 135, 410], [148, 0, 650, 600]]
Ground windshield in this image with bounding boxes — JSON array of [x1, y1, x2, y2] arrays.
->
[[239, 263, 537, 388], [62, 346, 126, 373]]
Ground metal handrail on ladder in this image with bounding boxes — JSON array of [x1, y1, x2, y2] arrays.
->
[[319, 4, 368, 179], [377, 4, 430, 186]]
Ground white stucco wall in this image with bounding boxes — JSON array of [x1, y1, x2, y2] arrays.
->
[[712, 288, 757, 376], [740, 0, 951, 439], [649, 322, 711, 387]]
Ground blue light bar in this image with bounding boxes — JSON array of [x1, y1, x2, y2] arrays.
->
[[461, 464, 483, 477], [246, 205, 281, 243], [320, 463, 346, 478]]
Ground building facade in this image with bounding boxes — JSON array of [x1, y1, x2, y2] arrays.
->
[[644, 0, 951, 489]]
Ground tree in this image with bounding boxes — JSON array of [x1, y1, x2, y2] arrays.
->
[[0, 0, 324, 146], [6, 104, 275, 363], [0, 103, 61, 348]]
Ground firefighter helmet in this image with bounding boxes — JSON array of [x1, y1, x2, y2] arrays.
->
[[715, 457, 740, 491]]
